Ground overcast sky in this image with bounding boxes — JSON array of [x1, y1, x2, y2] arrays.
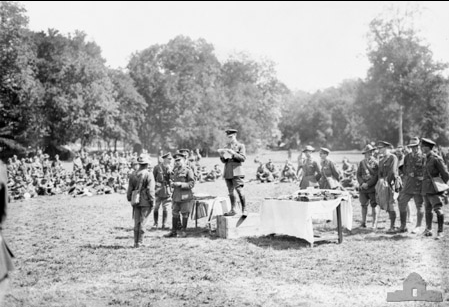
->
[[19, 1, 449, 93]]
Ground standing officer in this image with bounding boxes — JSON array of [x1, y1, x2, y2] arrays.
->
[[152, 152, 173, 229], [421, 138, 449, 239], [397, 137, 425, 233], [126, 155, 155, 248], [219, 129, 247, 217], [356, 144, 379, 228], [318, 148, 341, 189], [164, 152, 195, 238], [375, 141, 401, 234], [298, 146, 320, 189]]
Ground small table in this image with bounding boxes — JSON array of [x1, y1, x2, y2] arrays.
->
[[260, 194, 352, 246], [191, 196, 231, 229]]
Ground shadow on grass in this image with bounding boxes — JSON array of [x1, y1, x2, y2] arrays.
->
[[115, 236, 133, 240], [114, 226, 133, 231], [363, 234, 414, 241], [245, 235, 313, 250], [80, 243, 131, 250]]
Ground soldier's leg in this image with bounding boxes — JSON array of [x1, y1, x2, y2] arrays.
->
[[413, 194, 424, 231], [133, 206, 142, 247], [359, 192, 369, 227], [371, 195, 380, 230], [386, 195, 397, 233], [234, 177, 247, 216], [397, 192, 413, 232], [224, 179, 236, 216], [161, 198, 170, 229], [139, 206, 152, 245], [153, 197, 161, 228], [432, 196, 444, 238], [164, 202, 180, 237], [422, 195, 433, 236], [179, 201, 193, 237]]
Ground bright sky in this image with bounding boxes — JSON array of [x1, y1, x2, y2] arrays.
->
[[19, 1, 449, 93]]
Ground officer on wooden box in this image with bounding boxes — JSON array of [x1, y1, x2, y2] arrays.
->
[[219, 129, 247, 217]]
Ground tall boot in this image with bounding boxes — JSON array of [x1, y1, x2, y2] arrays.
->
[[386, 211, 396, 234], [416, 210, 423, 228], [361, 206, 367, 228], [372, 206, 379, 229], [224, 194, 237, 216], [134, 230, 139, 248], [423, 212, 433, 237], [164, 216, 179, 237], [162, 211, 168, 229], [153, 211, 159, 228], [239, 193, 247, 216], [179, 216, 188, 237], [398, 211, 408, 233], [436, 213, 444, 239], [425, 212, 433, 230], [437, 214, 444, 233]]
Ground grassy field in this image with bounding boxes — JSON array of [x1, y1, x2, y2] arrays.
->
[[3, 150, 449, 307]]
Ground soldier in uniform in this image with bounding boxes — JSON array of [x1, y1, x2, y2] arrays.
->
[[152, 152, 173, 229], [420, 138, 449, 239], [219, 129, 247, 216], [164, 152, 195, 238], [397, 137, 425, 233], [356, 144, 379, 228], [318, 148, 341, 189], [298, 146, 320, 189], [126, 155, 155, 248], [375, 141, 401, 234]]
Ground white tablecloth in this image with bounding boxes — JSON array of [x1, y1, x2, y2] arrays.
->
[[260, 195, 352, 244]]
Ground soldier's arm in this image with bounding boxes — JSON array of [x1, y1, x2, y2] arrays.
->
[[366, 164, 379, 187], [180, 169, 195, 190], [314, 162, 322, 181], [387, 155, 399, 184], [126, 175, 134, 201], [356, 162, 364, 185], [330, 161, 341, 180], [232, 144, 246, 162], [435, 157, 449, 183], [146, 172, 156, 204]]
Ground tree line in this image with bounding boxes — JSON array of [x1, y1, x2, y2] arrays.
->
[[1, 2, 448, 158]]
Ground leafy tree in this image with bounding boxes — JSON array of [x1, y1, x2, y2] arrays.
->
[[32, 29, 116, 149], [105, 69, 146, 150], [221, 54, 288, 152], [128, 35, 225, 152], [0, 1, 42, 152], [362, 5, 449, 145]]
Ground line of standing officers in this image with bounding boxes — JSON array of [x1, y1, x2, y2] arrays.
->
[[297, 137, 448, 238]]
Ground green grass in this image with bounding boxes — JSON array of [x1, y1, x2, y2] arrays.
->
[[3, 150, 449, 307]]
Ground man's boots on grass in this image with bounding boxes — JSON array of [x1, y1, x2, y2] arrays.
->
[[436, 214, 444, 240], [224, 194, 237, 216], [164, 216, 179, 238], [397, 211, 408, 233], [161, 211, 168, 230]]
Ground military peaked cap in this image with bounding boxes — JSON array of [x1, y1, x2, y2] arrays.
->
[[225, 129, 238, 135], [421, 138, 436, 148]]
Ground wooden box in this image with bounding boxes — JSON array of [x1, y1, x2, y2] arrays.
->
[[217, 213, 260, 239]]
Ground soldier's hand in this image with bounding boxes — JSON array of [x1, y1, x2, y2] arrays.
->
[[361, 183, 368, 190]]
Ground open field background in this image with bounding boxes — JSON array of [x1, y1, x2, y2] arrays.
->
[[2, 150, 449, 307]]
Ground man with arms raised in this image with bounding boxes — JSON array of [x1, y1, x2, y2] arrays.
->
[[218, 129, 247, 217]]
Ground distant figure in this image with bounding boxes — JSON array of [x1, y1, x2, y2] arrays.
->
[[298, 146, 320, 189], [318, 148, 341, 190]]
